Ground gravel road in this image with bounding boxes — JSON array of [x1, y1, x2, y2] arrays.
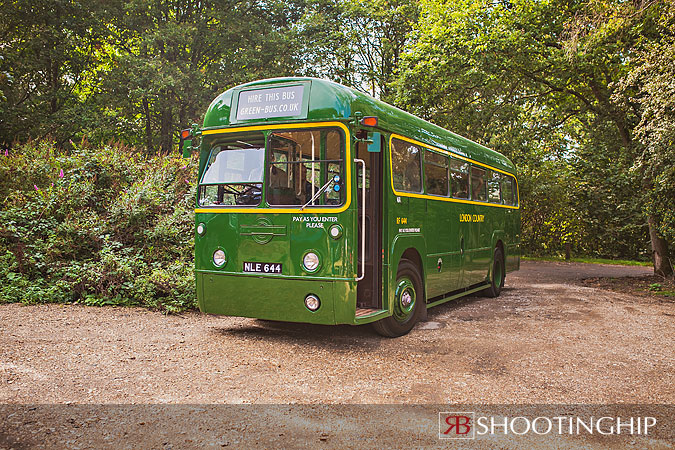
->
[[1, 261, 673, 449]]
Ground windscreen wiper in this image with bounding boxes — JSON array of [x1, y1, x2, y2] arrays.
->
[[300, 175, 341, 210]]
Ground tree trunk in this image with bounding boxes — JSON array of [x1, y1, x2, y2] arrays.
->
[[648, 215, 673, 277], [142, 97, 153, 154], [159, 104, 172, 155]]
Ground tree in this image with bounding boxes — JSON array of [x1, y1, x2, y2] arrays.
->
[[98, 0, 301, 153], [0, 0, 111, 146], [614, 6, 675, 276], [296, 0, 418, 99], [0, 0, 303, 153], [567, 0, 674, 276], [393, 0, 673, 272]]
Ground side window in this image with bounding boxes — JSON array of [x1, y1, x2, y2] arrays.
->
[[391, 138, 422, 193], [470, 166, 487, 202], [424, 150, 449, 196], [450, 158, 469, 199], [487, 170, 502, 204], [502, 175, 516, 206]]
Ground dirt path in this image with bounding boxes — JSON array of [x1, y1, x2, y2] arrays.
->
[[1, 261, 673, 448], [0, 261, 671, 404]]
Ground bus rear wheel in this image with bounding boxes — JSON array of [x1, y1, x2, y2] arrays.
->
[[483, 247, 505, 298], [373, 259, 423, 338]]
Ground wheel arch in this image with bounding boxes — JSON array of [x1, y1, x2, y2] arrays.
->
[[488, 239, 505, 281], [400, 247, 424, 303], [490, 230, 506, 268], [389, 235, 427, 312]]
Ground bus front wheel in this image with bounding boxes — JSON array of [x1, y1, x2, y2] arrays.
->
[[373, 259, 423, 338], [483, 247, 505, 298]]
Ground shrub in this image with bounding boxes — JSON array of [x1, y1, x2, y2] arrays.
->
[[0, 140, 198, 312]]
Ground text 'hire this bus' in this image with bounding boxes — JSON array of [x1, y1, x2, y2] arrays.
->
[[180, 77, 520, 337]]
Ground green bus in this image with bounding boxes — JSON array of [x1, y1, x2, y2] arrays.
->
[[181, 77, 520, 337]]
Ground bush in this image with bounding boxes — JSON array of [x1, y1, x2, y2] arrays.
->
[[0, 140, 197, 312]]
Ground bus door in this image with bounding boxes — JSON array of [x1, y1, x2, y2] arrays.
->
[[356, 132, 383, 310]]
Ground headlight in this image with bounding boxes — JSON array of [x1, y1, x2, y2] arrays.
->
[[213, 249, 227, 267], [304, 294, 321, 311], [302, 252, 320, 272]]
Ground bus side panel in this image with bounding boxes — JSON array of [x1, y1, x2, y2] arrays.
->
[[385, 145, 427, 305], [505, 208, 521, 272], [333, 280, 358, 324], [460, 203, 488, 286], [425, 199, 461, 298]]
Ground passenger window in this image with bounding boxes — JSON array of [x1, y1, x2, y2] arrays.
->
[[424, 150, 449, 196], [502, 176, 515, 206], [470, 166, 487, 202], [450, 158, 469, 199], [488, 170, 502, 203], [391, 138, 422, 193]]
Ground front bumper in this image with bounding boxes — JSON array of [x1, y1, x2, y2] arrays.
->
[[196, 271, 356, 325]]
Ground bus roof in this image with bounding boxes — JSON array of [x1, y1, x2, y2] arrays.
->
[[203, 77, 517, 174]]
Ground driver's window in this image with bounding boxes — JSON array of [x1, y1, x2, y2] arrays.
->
[[198, 131, 265, 207]]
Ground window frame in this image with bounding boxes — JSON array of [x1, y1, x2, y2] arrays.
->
[[198, 132, 267, 208], [264, 126, 346, 208], [450, 156, 470, 200], [387, 133, 519, 209], [424, 149, 450, 197], [391, 137, 423, 194], [469, 164, 488, 202], [487, 169, 502, 204]]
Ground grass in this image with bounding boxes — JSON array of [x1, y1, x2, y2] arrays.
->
[[647, 283, 675, 297], [522, 255, 652, 267]]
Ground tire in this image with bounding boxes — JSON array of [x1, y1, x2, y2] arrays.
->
[[483, 247, 505, 298], [373, 259, 423, 337]]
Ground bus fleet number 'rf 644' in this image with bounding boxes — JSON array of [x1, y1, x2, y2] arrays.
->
[[243, 262, 282, 274]]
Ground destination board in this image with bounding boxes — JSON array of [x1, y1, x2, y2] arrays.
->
[[236, 85, 304, 120]]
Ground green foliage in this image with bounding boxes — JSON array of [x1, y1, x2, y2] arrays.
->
[[297, 0, 418, 98], [522, 256, 651, 267], [1, 0, 674, 279], [0, 0, 301, 153], [614, 3, 675, 246], [0, 1, 111, 145], [391, 0, 673, 261], [0, 140, 197, 312]]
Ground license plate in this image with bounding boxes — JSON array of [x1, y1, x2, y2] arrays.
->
[[243, 261, 282, 274]]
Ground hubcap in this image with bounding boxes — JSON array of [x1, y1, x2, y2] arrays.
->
[[393, 277, 416, 322], [401, 291, 412, 307]]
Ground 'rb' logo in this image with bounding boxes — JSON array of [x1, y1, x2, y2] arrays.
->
[[439, 412, 475, 439]]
